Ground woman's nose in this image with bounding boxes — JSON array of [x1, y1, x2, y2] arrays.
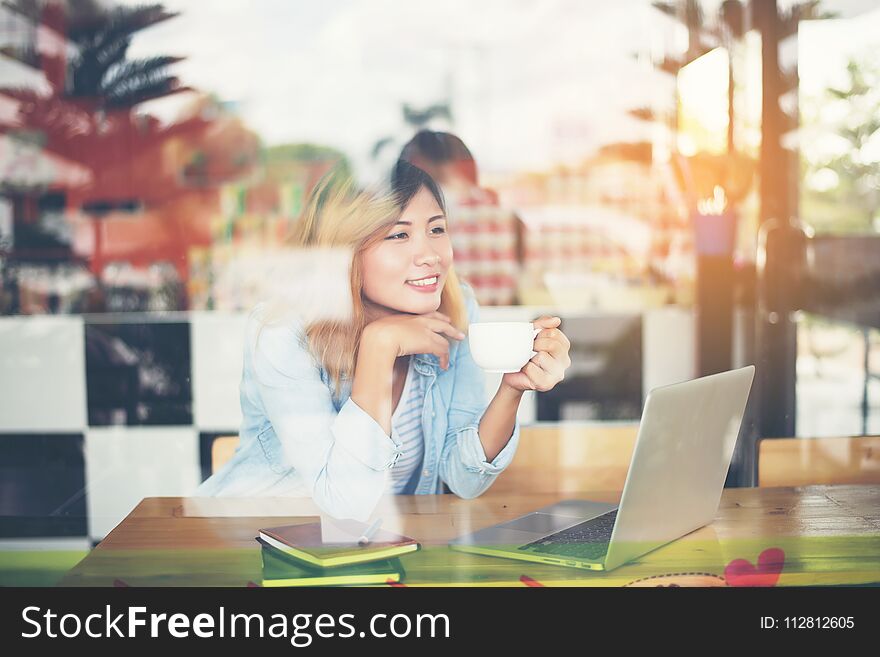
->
[[416, 252, 441, 266]]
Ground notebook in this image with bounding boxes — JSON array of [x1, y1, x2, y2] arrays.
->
[[257, 522, 420, 568], [258, 542, 405, 587]]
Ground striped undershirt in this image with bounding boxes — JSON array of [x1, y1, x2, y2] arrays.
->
[[389, 356, 426, 494]]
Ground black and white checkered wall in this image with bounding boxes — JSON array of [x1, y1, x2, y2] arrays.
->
[[0, 308, 693, 545], [0, 312, 247, 544]]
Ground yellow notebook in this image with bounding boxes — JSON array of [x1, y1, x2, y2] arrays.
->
[[259, 543, 405, 587], [258, 522, 420, 568]]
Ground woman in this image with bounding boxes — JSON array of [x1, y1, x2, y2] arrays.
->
[[196, 162, 572, 520]]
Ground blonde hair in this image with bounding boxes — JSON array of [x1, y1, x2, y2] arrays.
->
[[271, 169, 468, 399]]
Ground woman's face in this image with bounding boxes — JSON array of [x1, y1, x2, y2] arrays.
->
[[361, 185, 453, 317]]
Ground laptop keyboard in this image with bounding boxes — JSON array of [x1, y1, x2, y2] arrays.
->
[[518, 510, 618, 560]]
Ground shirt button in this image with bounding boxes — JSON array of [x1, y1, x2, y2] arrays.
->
[[431, 411, 436, 418], [423, 469, 430, 476]]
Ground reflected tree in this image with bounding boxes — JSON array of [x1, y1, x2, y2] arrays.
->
[[803, 57, 880, 234], [2, 0, 187, 139], [371, 101, 452, 162], [65, 2, 183, 110]]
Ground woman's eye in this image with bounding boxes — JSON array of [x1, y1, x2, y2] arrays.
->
[[386, 227, 446, 240]]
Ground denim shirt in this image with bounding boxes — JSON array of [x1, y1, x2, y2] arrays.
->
[[194, 282, 521, 521]]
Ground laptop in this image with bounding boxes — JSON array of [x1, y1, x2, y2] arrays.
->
[[449, 366, 755, 571]]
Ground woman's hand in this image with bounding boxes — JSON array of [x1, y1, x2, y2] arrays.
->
[[363, 311, 465, 370], [501, 316, 571, 393]]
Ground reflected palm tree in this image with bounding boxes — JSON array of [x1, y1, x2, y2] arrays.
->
[[371, 101, 452, 162], [65, 1, 184, 110], [2, 0, 187, 136]]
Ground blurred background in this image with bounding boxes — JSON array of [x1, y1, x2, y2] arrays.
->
[[0, 0, 878, 579]]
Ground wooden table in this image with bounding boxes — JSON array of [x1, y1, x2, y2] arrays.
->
[[61, 486, 880, 587]]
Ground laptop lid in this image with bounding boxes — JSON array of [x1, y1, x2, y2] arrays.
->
[[604, 365, 755, 570]]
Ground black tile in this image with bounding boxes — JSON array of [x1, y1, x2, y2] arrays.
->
[[536, 315, 643, 421], [85, 321, 192, 426], [0, 433, 87, 538]]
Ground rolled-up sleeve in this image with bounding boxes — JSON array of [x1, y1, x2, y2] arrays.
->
[[249, 317, 401, 520], [439, 289, 521, 499]]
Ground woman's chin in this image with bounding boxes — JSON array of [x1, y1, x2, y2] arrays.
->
[[398, 296, 441, 315], [407, 302, 441, 315]]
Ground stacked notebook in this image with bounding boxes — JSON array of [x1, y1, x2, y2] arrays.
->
[[256, 522, 419, 587]]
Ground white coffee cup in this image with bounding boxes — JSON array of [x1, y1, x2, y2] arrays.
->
[[468, 321, 541, 373]]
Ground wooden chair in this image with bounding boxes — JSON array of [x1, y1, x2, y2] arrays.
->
[[210, 435, 239, 475], [205, 425, 643, 494], [492, 423, 639, 494], [757, 436, 880, 488]]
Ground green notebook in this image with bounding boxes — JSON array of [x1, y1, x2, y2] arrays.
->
[[259, 543, 405, 587], [258, 521, 420, 568]]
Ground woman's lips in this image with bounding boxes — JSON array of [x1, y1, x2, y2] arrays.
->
[[405, 275, 440, 293]]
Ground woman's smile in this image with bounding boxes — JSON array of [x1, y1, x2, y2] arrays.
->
[[405, 274, 441, 292]]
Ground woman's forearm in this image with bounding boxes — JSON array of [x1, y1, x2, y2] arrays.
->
[[350, 330, 397, 436], [478, 382, 524, 462]]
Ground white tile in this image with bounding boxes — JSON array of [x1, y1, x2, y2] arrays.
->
[[0, 537, 91, 551], [190, 312, 247, 431], [643, 308, 696, 398], [84, 426, 201, 540], [479, 306, 553, 323], [0, 316, 86, 431], [483, 371, 536, 425]]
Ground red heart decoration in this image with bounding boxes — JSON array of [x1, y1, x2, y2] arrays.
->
[[724, 548, 785, 587]]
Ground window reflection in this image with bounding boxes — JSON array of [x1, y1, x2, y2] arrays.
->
[[0, 1, 877, 549]]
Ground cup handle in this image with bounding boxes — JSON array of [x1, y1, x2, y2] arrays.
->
[[529, 324, 541, 358]]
